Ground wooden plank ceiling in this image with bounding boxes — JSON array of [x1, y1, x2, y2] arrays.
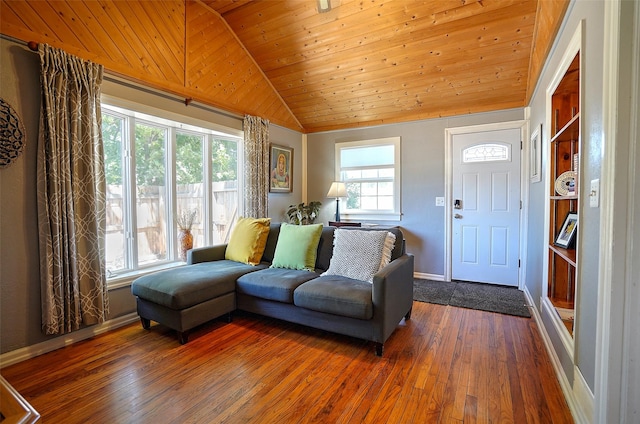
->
[[0, 0, 569, 133]]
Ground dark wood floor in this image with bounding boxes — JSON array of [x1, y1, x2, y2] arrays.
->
[[1, 301, 573, 423]]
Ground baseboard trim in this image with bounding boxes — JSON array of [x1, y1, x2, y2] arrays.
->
[[523, 287, 590, 423], [0, 313, 139, 368], [537, 293, 581, 421], [413, 272, 444, 281], [573, 365, 594, 423]]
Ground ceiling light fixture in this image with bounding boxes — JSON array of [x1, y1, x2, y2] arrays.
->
[[317, 0, 331, 13]]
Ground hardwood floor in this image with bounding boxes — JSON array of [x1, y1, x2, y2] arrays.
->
[[1, 301, 573, 423]]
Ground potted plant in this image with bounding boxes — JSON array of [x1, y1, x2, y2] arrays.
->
[[286, 201, 322, 225]]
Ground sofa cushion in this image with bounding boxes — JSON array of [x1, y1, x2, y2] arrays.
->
[[322, 229, 396, 283], [236, 268, 319, 303], [270, 223, 323, 271], [132, 260, 265, 309], [225, 217, 271, 265], [293, 275, 373, 320]]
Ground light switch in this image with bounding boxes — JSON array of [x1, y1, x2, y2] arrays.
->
[[590, 179, 600, 208], [435, 197, 445, 206]]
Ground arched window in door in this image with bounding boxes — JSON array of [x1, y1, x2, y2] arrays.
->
[[462, 143, 510, 163]]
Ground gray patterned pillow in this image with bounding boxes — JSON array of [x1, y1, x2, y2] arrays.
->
[[322, 229, 396, 283]]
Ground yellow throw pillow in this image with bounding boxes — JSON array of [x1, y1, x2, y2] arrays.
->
[[225, 217, 271, 265]]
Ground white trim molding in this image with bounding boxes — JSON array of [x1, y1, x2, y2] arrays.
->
[[526, 289, 579, 421], [573, 366, 594, 423], [0, 313, 139, 369], [413, 272, 444, 281], [444, 120, 528, 288], [595, 0, 640, 422]]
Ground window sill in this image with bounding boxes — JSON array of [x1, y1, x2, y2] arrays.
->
[[107, 262, 187, 290], [341, 212, 402, 222]]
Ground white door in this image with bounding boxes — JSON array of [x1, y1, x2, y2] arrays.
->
[[451, 128, 521, 286]]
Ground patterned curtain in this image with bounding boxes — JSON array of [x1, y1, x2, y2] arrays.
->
[[243, 115, 270, 218], [37, 44, 108, 335]]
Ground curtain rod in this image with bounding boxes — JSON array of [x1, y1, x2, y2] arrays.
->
[[22, 40, 243, 123]]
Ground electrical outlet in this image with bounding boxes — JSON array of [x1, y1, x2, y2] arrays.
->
[[435, 197, 445, 206], [590, 179, 600, 208]]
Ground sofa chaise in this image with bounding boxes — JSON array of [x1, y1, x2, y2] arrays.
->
[[131, 222, 414, 356]]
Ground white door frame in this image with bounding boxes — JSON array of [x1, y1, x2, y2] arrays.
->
[[444, 120, 529, 289], [595, 0, 639, 422]]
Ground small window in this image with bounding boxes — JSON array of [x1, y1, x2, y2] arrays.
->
[[462, 143, 510, 163], [335, 137, 401, 221]]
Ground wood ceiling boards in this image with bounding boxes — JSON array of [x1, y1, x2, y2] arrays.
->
[[205, 0, 568, 133], [0, 0, 569, 133]]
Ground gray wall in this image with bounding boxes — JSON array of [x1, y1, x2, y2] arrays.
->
[[1, 38, 43, 353], [267, 125, 305, 222], [0, 37, 303, 354], [307, 109, 523, 277], [524, 0, 604, 391]]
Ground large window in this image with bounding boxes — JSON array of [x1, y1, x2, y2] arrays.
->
[[335, 137, 401, 221], [102, 104, 241, 278]]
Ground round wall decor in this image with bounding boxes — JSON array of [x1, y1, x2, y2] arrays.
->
[[0, 98, 26, 168]]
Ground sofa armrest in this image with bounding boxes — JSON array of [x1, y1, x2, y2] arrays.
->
[[371, 253, 415, 339], [187, 244, 227, 264]]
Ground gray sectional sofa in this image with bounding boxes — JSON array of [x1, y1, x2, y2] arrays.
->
[[131, 223, 414, 356]]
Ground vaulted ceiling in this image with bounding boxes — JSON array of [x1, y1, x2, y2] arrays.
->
[[0, 0, 569, 133], [204, 0, 569, 132]]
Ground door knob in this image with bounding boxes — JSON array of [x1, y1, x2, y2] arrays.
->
[[454, 213, 463, 219]]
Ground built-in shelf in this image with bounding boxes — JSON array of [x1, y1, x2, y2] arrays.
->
[[551, 113, 580, 144], [546, 49, 580, 338], [549, 244, 577, 267], [550, 195, 578, 201]]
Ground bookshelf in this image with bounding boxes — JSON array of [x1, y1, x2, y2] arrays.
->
[[547, 52, 580, 336]]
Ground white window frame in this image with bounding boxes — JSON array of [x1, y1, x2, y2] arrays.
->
[[102, 101, 243, 287], [335, 137, 401, 221]]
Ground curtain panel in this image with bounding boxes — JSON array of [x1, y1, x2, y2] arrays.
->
[[243, 115, 270, 218], [37, 44, 108, 335]]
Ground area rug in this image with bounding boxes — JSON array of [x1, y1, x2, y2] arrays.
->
[[413, 279, 531, 318]]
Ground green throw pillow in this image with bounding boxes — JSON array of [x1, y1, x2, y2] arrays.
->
[[270, 223, 323, 271], [225, 217, 271, 265]]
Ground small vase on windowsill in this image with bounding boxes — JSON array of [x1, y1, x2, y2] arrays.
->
[[176, 209, 197, 262], [177, 228, 193, 262]]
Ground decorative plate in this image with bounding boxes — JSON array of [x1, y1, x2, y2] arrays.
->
[[0, 98, 26, 169], [555, 171, 577, 196]]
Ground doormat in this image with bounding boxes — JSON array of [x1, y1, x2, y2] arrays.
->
[[413, 279, 531, 318]]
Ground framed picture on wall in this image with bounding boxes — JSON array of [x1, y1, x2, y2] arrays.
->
[[555, 211, 578, 249], [270, 144, 293, 192], [530, 123, 542, 183]]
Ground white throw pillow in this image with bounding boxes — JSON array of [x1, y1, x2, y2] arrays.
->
[[378, 231, 397, 271], [322, 229, 396, 283]]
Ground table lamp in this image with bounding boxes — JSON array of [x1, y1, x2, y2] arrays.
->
[[326, 181, 347, 222]]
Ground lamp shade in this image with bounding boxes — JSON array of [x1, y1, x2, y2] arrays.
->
[[326, 182, 347, 198]]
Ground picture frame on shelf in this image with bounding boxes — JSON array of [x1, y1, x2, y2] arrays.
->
[[555, 211, 578, 249], [269, 144, 293, 192], [530, 123, 542, 183]]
